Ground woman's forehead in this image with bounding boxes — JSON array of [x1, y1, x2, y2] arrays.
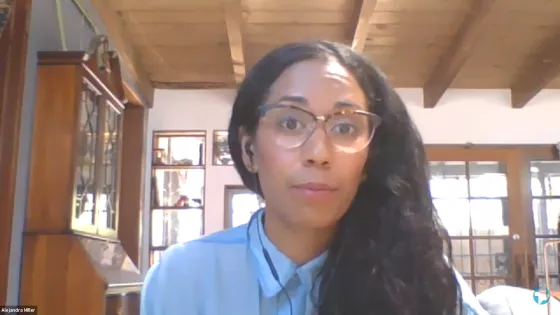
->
[[264, 59, 367, 111]]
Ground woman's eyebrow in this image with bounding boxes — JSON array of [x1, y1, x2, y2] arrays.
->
[[275, 95, 308, 105], [334, 101, 360, 109], [274, 97, 361, 109]]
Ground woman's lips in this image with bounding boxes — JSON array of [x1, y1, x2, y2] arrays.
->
[[292, 182, 338, 199]]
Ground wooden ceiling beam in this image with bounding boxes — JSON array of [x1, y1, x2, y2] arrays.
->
[[349, 0, 378, 52], [223, 0, 246, 84], [89, 0, 154, 107], [423, 0, 495, 108], [510, 31, 560, 108]]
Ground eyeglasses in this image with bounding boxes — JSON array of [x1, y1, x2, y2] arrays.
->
[[258, 104, 381, 153]]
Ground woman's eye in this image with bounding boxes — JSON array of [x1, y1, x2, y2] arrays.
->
[[332, 123, 355, 134], [279, 118, 302, 130]]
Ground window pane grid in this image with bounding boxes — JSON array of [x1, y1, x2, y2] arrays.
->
[[430, 161, 510, 294]]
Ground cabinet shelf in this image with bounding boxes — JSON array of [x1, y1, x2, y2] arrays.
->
[[151, 206, 203, 211], [152, 164, 204, 170]]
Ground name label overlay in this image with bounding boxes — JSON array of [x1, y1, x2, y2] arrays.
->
[[0, 306, 38, 314]]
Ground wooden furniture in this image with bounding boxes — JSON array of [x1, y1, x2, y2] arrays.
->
[[0, 0, 31, 305], [149, 131, 206, 266], [20, 37, 142, 315]]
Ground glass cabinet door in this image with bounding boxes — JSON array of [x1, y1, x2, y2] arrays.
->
[[72, 82, 123, 239]]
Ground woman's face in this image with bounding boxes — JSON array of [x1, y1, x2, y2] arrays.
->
[[242, 58, 369, 229]]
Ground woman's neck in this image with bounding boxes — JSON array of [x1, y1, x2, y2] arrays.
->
[[262, 211, 334, 265]]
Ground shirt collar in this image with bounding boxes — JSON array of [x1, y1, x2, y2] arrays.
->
[[248, 209, 328, 297]]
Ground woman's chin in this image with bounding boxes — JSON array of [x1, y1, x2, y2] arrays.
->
[[286, 209, 343, 230]]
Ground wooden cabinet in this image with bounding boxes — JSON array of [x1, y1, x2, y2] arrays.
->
[[20, 37, 142, 315], [0, 0, 32, 306]]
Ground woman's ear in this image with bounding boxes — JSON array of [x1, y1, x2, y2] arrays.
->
[[239, 127, 257, 173]]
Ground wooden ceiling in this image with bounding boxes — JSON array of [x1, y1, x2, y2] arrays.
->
[[99, 0, 560, 108]]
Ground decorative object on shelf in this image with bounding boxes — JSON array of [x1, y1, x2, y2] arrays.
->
[[153, 148, 166, 165], [198, 142, 204, 165], [190, 198, 203, 207], [213, 130, 233, 165], [150, 176, 160, 208], [175, 158, 194, 166], [174, 195, 189, 207], [0, 1, 11, 40]]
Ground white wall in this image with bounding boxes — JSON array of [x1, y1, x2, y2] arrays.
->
[[142, 87, 560, 272], [143, 89, 242, 271]]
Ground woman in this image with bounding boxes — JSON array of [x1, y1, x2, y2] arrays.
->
[[141, 41, 487, 315]]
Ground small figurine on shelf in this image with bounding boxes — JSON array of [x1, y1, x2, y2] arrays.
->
[[153, 148, 166, 165], [174, 195, 189, 208], [191, 198, 202, 207], [173, 158, 194, 166]]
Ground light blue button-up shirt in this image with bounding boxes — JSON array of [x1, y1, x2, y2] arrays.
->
[[141, 210, 488, 315]]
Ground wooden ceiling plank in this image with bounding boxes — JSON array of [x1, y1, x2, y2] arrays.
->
[[510, 30, 560, 108], [90, 0, 154, 107], [350, 0, 378, 52], [423, 0, 495, 108], [223, 0, 246, 84]]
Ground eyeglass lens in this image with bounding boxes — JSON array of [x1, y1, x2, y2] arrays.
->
[[261, 106, 378, 153]]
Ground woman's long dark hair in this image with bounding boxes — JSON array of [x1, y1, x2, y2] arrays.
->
[[227, 40, 460, 315]]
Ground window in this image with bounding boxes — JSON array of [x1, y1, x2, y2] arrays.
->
[[530, 160, 560, 290], [225, 186, 265, 228], [429, 161, 511, 293]]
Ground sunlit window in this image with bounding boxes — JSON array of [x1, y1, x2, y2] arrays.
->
[[530, 160, 560, 291], [231, 193, 262, 227], [428, 161, 511, 293], [429, 162, 509, 236], [226, 187, 265, 228], [530, 161, 560, 235]]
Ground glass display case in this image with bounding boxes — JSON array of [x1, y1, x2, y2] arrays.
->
[[149, 131, 206, 265]]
